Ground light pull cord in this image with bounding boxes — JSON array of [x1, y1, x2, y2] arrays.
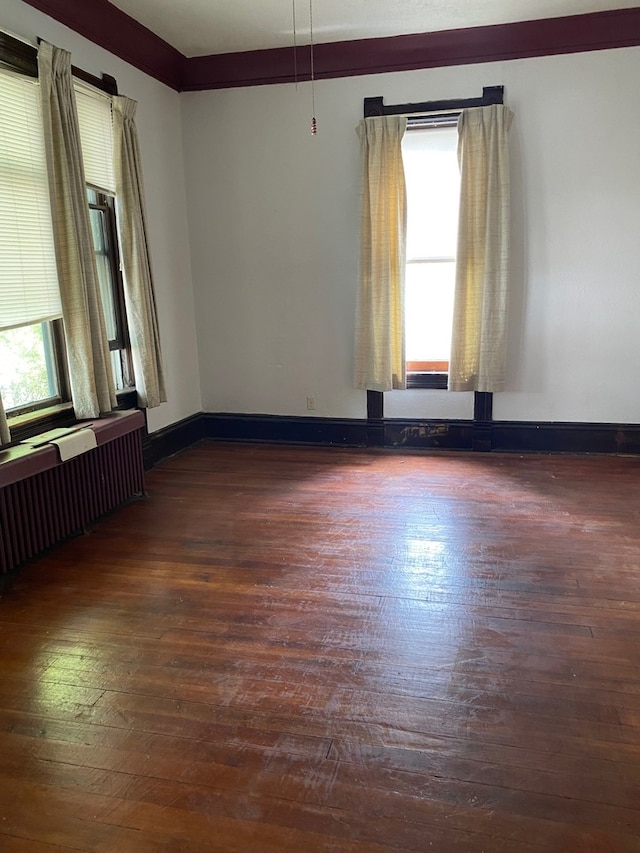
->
[[309, 0, 317, 134], [292, 0, 298, 89]]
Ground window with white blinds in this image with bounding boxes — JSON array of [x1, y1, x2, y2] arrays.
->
[[74, 81, 114, 193], [74, 82, 132, 393], [0, 66, 61, 331]]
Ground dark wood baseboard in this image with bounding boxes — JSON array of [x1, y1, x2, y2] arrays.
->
[[384, 420, 474, 450], [145, 412, 640, 464], [143, 413, 206, 469], [492, 421, 640, 455], [386, 418, 640, 454], [208, 414, 640, 456], [203, 413, 368, 448]]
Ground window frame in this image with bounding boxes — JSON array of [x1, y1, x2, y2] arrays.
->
[[1, 30, 129, 443], [363, 87, 504, 393], [0, 44, 71, 426], [87, 187, 128, 352], [1, 319, 71, 417], [87, 186, 135, 393], [403, 116, 460, 390]]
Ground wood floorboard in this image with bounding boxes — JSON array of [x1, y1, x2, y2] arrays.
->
[[10, 645, 632, 723], [0, 713, 636, 823], [0, 838, 76, 853], [1, 442, 640, 851], [0, 776, 551, 853]]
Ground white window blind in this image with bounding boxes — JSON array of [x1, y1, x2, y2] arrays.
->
[[0, 66, 61, 331], [74, 81, 115, 193]]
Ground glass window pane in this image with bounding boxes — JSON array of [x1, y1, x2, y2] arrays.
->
[[402, 126, 460, 260], [110, 349, 124, 391], [405, 262, 456, 363], [0, 322, 58, 410], [89, 207, 118, 342], [89, 206, 106, 253]]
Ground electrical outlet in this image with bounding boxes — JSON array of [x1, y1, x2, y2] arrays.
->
[[306, 396, 316, 411]]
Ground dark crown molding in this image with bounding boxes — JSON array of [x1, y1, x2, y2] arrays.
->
[[182, 8, 640, 91], [21, 0, 184, 89], [18, 4, 640, 91]]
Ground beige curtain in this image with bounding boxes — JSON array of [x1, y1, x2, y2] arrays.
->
[[112, 96, 166, 409], [449, 104, 514, 392], [0, 393, 10, 447], [38, 41, 116, 418], [354, 116, 407, 391]]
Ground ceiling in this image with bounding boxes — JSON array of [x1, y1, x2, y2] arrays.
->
[[107, 0, 640, 58]]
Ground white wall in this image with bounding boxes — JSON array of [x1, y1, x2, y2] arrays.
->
[[183, 47, 640, 424], [5, 1, 639, 428], [183, 81, 363, 419], [2, 0, 202, 434]]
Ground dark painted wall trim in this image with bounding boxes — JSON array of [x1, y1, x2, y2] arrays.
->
[[181, 8, 640, 90], [366, 391, 384, 448], [21, 0, 184, 89], [204, 413, 368, 448], [385, 419, 640, 455], [492, 421, 640, 455], [18, 4, 640, 91], [473, 392, 494, 452], [145, 413, 640, 463], [385, 420, 474, 451], [143, 412, 206, 470]]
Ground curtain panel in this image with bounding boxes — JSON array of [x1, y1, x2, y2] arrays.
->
[[112, 96, 166, 409], [354, 115, 407, 392], [449, 104, 514, 392], [38, 41, 116, 419]]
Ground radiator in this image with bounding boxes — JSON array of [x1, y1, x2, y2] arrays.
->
[[0, 411, 145, 575]]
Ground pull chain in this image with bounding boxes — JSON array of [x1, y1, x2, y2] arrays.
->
[[292, 0, 317, 134], [292, 0, 298, 89], [309, 0, 317, 134]]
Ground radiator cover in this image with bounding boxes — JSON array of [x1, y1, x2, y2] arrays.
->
[[0, 411, 145, 575]]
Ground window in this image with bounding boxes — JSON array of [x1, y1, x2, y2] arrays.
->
[[0, 63, 69, 417], [356, 88, 509, 403], [87, 188, 133, 391], [402, 121, 460, 389], [76, 81, 134, 395], [0, 321, 67, 413], [0, 38, 135, 439]]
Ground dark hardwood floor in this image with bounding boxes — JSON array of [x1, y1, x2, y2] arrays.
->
[[1, 441, 640, 852]]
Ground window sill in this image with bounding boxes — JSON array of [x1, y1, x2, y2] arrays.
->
[[7, 388, 139, 446], [8, 402, 76, 445], [406, 372, 448, 390]]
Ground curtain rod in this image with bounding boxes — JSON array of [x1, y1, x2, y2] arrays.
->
[[363, 85, 504, 119], [0, 30, 118, 95]]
